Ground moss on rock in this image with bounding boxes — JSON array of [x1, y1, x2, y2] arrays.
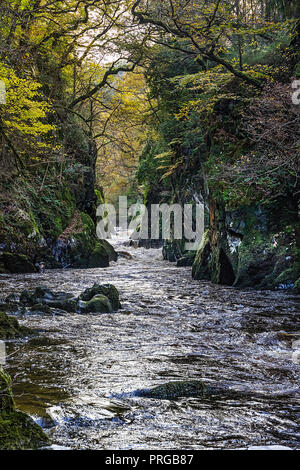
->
[[136, 381, 207, 400], [0, 371, 15, 414], [0, 312, 33, 339], [0, 369, 50, 450], [78, 294, 113, 314], [79, 283, 121, 310]]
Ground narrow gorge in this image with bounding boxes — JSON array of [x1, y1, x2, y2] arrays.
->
[[0, 0, 299, 451]]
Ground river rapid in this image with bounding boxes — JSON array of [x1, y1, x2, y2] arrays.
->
[[0, 235, 299, 450]]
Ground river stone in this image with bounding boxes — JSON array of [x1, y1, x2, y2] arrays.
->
[[136, 381, 207, 399], [29, 303, 52, 314], [0, 312, 33, 339], [78, 294, 113, 314], [79, 283, 120, 310], [37, 298, 77, 312], [176, 252, 196, 267], [20, 286, 77, 312]]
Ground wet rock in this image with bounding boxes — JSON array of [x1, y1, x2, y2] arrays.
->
[[19, 290, 34, 306], [163, 240, 184, 263], [38, 297, 77, 312], [79, 283, 121, 310], [2, 253, 36, 274], [78, 294, 113, 314], [101, 240, 118, 262], [20, 286, 77, 312], [0, 312, 34, 339], [136, 381, 207, 400], [117, 251, 134, 260], [5, 293, 19, 303], [29, 304, 52, 314], [0, 370, 50, 450], [34, 286, 55, 300], [176, 252, 196, 267], [51, 213, 115, 269]]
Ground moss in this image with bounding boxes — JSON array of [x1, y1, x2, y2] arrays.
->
[[293, 278, 300, 293], [0, 370, 15, 413], [274, 264, 300, 286], [79, 283, 120, 310], [78, 294, 113, 314], [101, 239, 118, 262], [80, 212, 95, 232], [0, 312, 34, 339], [294, 61, 300, 78], [0, 411, 49, 450], [0, 369, 49, 450], [88, 242, 110, 268]]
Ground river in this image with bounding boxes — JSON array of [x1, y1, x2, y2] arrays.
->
[[1, 234, 299, 450]]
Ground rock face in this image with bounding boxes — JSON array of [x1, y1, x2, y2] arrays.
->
[[1, 253, 36, 274], [0, 369, 49, 450], [0, 127, 117, 274], [192, 203, 300, 290], [50, 212, 117, 269]]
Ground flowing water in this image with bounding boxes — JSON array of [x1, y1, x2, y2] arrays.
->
[[0, 234, 300, 450]]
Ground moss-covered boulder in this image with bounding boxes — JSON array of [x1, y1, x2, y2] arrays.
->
[[0, 369, 49, 450], [79, 283, 121, 310], [101, 240, 118, 262], [52, 212, 114, 269], [0, 312, 33, 339], [136, 381, 207, 400], [2, 253, 36, 274], [78, 294, 113, 314], [88, 242, 110, 268]]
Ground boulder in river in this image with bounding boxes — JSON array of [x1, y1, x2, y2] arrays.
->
[[20, 286, 77, 313], [0, 312, 34, 339], [4, 283, 121, 316], [79, 283, 121, 310], [136, 381, 208, 400], [78, 294, 113, 314]]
